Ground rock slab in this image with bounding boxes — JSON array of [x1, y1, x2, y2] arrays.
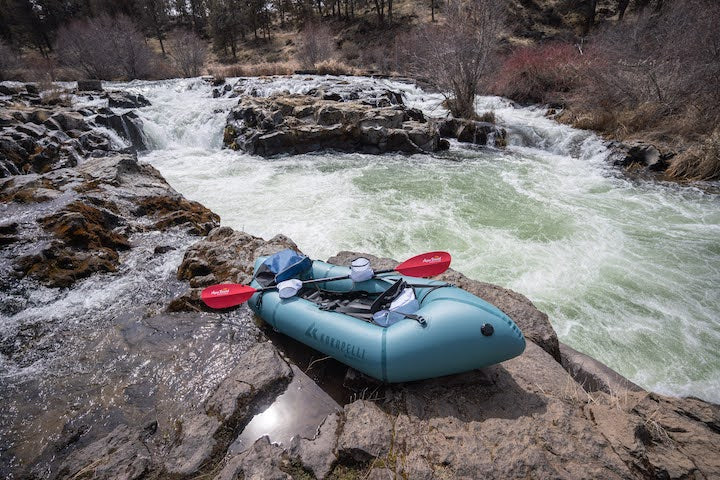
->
[[224, 94, 443, 156]]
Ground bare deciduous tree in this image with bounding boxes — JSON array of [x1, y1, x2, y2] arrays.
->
[[402, 0, 505, 118], [55, 15, 162, 80], [55, 15, 119, 79], [112, 16, 158, 80], [296, 22, 335, 69], [168, 29, 208, 77], [0, 39, 19, 79]]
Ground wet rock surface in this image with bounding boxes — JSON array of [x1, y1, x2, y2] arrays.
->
[[438, 117, 508, 147], [224, 93, 444, 156], [0, 85, 151, 176], [165, 242, 720, 479], [609, 141, 676, 177], [1, 154, 218, 288], [164, 342, 293, 476]]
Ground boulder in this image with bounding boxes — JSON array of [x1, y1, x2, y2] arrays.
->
[[438, 117, 507, 147], [223, 93, 442, 157], [77, 79, 103, 91], [336, 401, 392, 462], [50, 111, 89, 132], [288, 412, 341, 479], [613, 142, 672, 173], [215, 436, 292, 480], [172, 227, 298, 310], [134, 195, 220, 235], [106, 91, 151, 109], [205, 341, 293, 422], [560, 342, 644, 394], [177, 227, 300, 288], [94, 111, 147, 151]]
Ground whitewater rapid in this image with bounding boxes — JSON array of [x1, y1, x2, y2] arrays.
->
[[123, 76, 719, 402]]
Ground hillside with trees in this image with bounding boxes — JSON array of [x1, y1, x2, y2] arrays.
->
[[0, 0, 718, 180]]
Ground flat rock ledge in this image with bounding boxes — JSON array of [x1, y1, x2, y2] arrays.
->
[[224, 93, 446, 156], [56, 337, 720, 480]]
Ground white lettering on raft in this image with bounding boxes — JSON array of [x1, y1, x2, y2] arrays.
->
[[304, 322, 366, 360]]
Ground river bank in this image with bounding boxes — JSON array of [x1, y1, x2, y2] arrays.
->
[[1, 77, 719, 478]]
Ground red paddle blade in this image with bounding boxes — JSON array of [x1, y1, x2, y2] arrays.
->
[[395, 251, 451, 277], [201, 284, 258, 309]]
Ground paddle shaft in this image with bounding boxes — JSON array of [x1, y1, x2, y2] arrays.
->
[[254, 268, 397, 293]]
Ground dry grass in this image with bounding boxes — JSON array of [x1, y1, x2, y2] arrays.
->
[[208, 61, 299, 78], [315, 59, 360, 76], [666, 130, 720, 181]]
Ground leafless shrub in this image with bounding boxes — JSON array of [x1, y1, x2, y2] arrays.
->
[[18, 53, 62, 82], [113, 16, 160, 80], [491, 43, 586, 105], [0, 40, 20, 80], [168, 29, 208, 77], [359, 43, 400, 74], [55, 14, 165, 80], [296, 22, 336, 69], [401, 0, 505, 118], [245, 61, 298, 76], [315, 59, 359, 75], [478, 111, 496, 123], [580, 0, 720, 137]]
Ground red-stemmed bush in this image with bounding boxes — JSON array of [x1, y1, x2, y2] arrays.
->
[[490, 43, 586, 105]]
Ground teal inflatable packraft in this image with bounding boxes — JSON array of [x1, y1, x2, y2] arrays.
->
[[248, 257, 526, 382]]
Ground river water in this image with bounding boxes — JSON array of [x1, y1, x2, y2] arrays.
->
[[122, 75, 720, 403]]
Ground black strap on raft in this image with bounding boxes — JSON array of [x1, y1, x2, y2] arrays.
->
[[369, 278, 408, 314], [314, 278, 428, 327]]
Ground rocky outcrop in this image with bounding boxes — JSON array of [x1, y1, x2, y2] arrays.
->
[[438, 117, 508, 147], [0, 87, 150, 176], [223, 94, 444, 156], [1, 154, 219, 288], [105, 91, 151, 109], [170, 227, 299, 310], [9, 216, 718, 479], [560, 342, 644, 394], [611, 141, 674, 174], [94, 108, 147, 152], [57, 424, 154, 480]]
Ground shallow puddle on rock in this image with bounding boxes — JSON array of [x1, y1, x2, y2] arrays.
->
[[229, 365, 340, 454]]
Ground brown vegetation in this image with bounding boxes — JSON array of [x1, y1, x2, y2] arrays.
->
[[296, 22, 336, 69], [55, 15, 169, 80], [490, 0, 720, 180], [168, 29, 207, 77], [401, 0, 504, 118], [208, 61, 298, 78], [666, 130, 720, 182]]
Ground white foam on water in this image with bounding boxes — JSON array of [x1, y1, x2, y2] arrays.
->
[[127, 76, 720, 403]]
